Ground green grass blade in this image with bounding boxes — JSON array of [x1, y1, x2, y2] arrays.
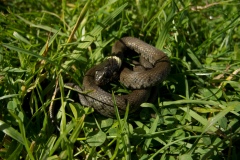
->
[[0, 120, 24, 144], [15, 15, 66, 36], [77, 2, 128, 49], [202, 102, 238, 134]]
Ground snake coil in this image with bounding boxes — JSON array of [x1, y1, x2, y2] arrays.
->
[[79, 37, 171, 117]]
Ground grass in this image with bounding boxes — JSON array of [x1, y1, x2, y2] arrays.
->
[[1, 0, 240, 159]]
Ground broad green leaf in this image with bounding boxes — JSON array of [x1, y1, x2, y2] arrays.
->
[[86, 130, 107, 147]]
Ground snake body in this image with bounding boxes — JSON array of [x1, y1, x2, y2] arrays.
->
[[79, 37, 171, 117]]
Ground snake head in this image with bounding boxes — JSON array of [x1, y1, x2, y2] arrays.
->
[[95, 56, 121, 86], [95, 66, 119, 86], [95, 67, 110, 85]]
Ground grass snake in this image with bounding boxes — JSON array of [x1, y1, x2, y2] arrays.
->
[[79, 37, 171, 117], [50, 37, 171, 120]]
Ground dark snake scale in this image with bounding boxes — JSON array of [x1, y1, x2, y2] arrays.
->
[[79, 37, 171, 117]]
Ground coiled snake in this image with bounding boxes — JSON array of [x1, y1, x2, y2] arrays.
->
[[50, 37, 171, 119], [79, 37, 170, 117]]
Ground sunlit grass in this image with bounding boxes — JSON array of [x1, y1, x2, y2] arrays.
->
[[1, 0, 240, 159]]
